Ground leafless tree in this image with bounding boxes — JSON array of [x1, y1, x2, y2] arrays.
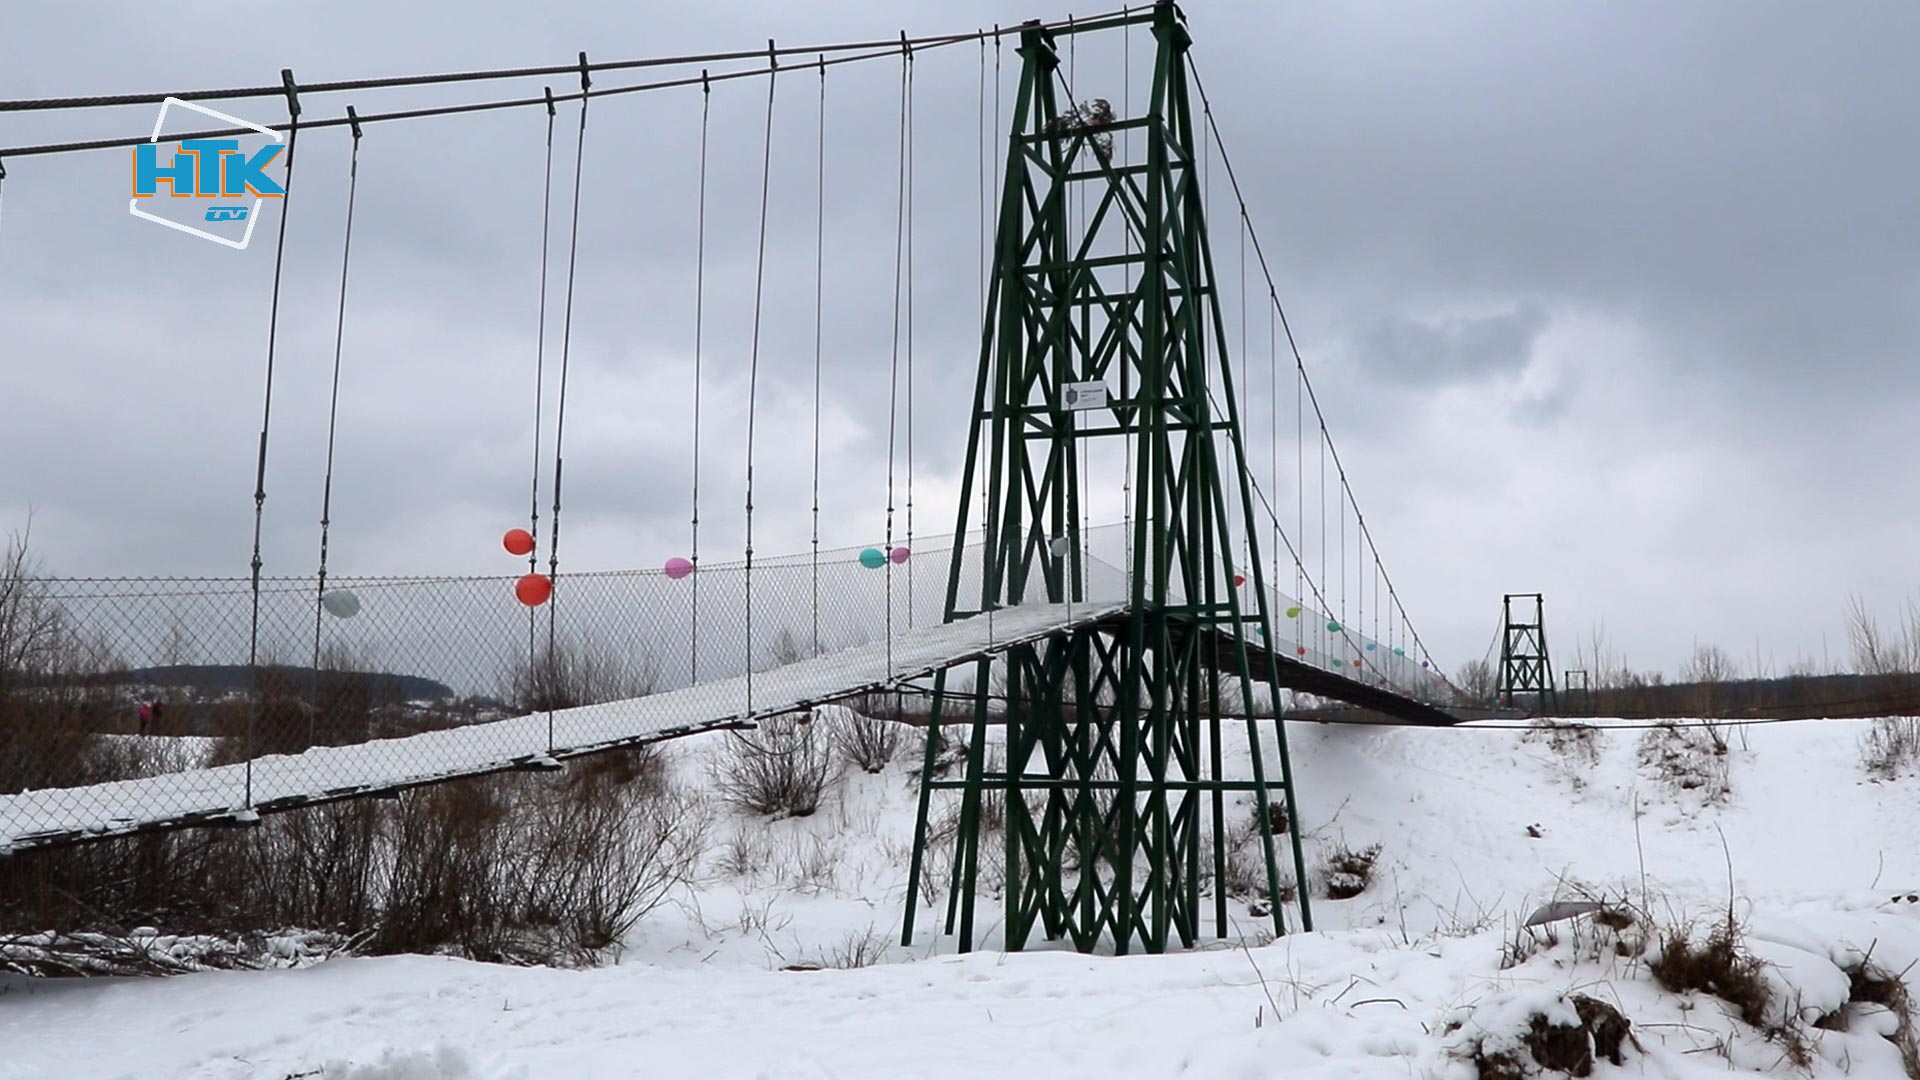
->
[[1455, 659, 1497, 704], [1847, 593, 1920, 676], [1683, 643, 1739, 684], [0, 523, 60, 696]]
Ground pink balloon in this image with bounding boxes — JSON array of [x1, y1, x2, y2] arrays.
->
[[664, 556, 694, 581], [889, 546, 911, 565]]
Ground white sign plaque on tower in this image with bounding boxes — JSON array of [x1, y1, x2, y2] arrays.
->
[[1062, 381, 1110, 411]]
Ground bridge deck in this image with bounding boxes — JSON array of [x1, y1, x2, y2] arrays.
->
[[1, 601, 1451, 855]]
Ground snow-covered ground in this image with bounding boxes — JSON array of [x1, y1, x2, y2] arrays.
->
[[3, 714, 1917, 1079]]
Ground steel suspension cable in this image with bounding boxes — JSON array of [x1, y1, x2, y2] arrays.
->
[[1121, 13, 1133, 580], [976, 32, 988, 612], [243, 74, 302, 804], [527, 88, 557, 669], [884, 42, 910, 676], [544, 61, 592, 749], [810, 58, 826, 658], [904, 39, 916, 629], [1188, 60, 1446, 678], [1, 17, 1127, 116], [309, 108, 364, 745], [1269, 292, 1281, 639], [1238, 185, 1249, 590], [690, 72, 711, 685], [743, 47, 778, 710]]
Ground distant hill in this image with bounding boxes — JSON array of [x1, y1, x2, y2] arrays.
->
[[98, 664, 455, 703]]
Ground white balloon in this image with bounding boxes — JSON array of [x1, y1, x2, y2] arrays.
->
[[321, 589, 361, 619]]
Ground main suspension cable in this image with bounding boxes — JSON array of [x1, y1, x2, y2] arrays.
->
[[1, 17, 1127, 115], [1189, 58, 1444, 678], [1, 13, 1136, 159]]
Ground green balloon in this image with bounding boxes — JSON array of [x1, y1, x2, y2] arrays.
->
[[1285, 606, 1302, 619], [1332, 658, 1345, 667], [858, 547, 886, 569], [1326, 620, 1342, 632]]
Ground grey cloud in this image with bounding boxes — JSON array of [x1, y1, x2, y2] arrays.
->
[[1350, 304, 1548, 385]]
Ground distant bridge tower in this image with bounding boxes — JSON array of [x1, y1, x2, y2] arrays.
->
[[1498, 592, 1558, 714], [902, 2, 1311, 955]]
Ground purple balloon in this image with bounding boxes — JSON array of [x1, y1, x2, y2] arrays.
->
[[664, 556, 694, 581], [889, 546, 911, 565]]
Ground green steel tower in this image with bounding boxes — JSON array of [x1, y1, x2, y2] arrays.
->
[[902, 3, 1312, 955], [1498, 592, 1557, 714]]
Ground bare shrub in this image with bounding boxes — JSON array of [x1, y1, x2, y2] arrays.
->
[[1637, 723, 1731, 801], [820, 927, 890, 969], [827, 700, 905, 774], [717, 827, 775, 878], [1861, 717, 1920, 779], [709, 712, 836, 818], [1822, 960, 1920, 1079], [1447, 992, 1634, 1080], [1522, 720, 1601, 790], [1, 750, 706, 970], [506, 633, 658, 713], [1320, 841, 1381, 900], [1648, 916, 1773, 1030], [1219, 804, 1299, 903]]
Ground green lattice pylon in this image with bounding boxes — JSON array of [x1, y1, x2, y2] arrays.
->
[[901, 4, 1312, 955]]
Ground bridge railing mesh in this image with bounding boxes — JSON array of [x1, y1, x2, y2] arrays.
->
[[0, 525, 1444, 844]]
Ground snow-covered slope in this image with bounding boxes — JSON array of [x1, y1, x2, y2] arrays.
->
[[2, 715, 1916, 1080]]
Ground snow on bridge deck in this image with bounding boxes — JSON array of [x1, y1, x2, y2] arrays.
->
[[1, 603, 1121, 854], [1, 599, 1454, 855]]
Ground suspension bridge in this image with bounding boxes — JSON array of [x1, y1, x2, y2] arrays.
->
[[0, 3, 1461, 954]]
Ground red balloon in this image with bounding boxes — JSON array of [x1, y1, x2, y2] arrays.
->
[[1232, 574, 1246, 587], [1295, 646, 1308, 656], [514, 573, 552, 607], [503, 528, 535, 556]]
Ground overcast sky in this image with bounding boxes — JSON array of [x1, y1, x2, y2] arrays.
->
[[2, 1, 1916, 679]]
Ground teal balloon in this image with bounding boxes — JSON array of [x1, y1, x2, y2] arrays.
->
[[1326, 620, 1342, 632], [1331, 658, 1345, 667], [1392, 647, 1405, 656], [858, 547, 886, 569]]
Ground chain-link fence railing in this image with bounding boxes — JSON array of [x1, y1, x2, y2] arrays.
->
[[0, 525, 1445, 851]]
